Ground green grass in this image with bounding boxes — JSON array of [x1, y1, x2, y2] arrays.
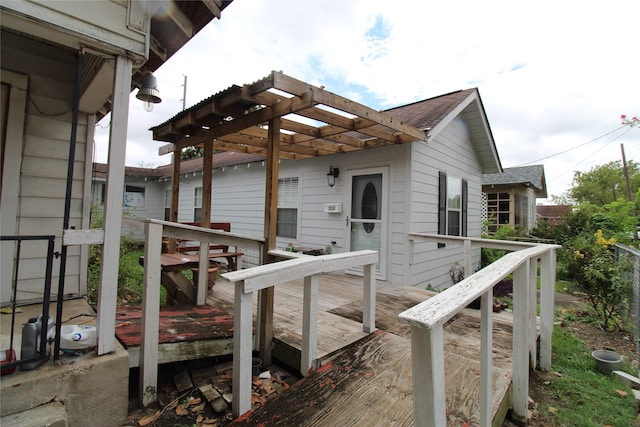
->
[[536, 326, 637, 426], [88, 246, 167, 306]]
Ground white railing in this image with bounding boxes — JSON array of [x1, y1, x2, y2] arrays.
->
[[221, 249, 378, 418], [401, 233, 560, 426], [129, 219, 264, 407]]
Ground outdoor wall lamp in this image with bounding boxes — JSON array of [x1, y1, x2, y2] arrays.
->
[[326, 165, 340, 187], [135, 72, 162, 112]]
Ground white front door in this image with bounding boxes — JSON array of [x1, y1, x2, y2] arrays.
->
[[345, 167, 388, 279]]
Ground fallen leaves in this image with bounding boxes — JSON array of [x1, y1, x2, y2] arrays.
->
[[138, 411, 160, 426]]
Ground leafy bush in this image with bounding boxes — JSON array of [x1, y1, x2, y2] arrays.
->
[[566, 229, 632, 330]]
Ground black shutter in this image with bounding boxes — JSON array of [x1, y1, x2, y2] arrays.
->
[[462, 179, 468, 237], [438, 171, 447, 247]]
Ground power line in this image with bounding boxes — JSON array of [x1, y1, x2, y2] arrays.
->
[[515, 125, 628, 167]]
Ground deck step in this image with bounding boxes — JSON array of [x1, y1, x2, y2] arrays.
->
[[0, 401, 67, 427]]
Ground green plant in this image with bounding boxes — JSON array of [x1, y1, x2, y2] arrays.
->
[[566, 229, 632, 330], [86, 204, 165, 306]]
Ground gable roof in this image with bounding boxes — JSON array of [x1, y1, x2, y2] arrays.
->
[[483, 165, 548, 198], [383, 88, 501, 173]]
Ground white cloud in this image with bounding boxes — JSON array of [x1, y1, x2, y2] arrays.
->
[[95, 0, 640, 202]]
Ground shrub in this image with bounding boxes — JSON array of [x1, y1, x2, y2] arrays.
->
[[566, 229, 632, 330]]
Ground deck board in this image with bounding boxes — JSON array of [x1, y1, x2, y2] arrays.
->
[[234, 330, 511, 426], [114, 303, 236, 367]]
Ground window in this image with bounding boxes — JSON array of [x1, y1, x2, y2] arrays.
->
[[277, 177, 299, 239], [486, 192, 510, 233], [438, 172, 467, 243], [124, 185, 145, 208], [164, 189, 171, 221], [194, 186, 202, 222]]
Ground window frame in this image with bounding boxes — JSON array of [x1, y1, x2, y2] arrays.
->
[[123, 184, 146, 208], [438, 171, 468, 245], [194, 186, 203, 222], [276, 176, 299, 239]]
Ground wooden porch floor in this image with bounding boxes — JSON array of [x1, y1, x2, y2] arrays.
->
[[210, 272, 516, 426]]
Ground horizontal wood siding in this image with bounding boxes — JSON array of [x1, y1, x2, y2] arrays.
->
[[3, 0, 146, 57], [1, 32, 87, 301], [410, 118, 483, 290]]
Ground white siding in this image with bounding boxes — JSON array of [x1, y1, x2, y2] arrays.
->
[[1, 32, 87, 302], [2, 0, 147, 58], [409, 117, 484, 290]]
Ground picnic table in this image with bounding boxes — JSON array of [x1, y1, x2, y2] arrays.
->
[[139, 253, 218, 305]]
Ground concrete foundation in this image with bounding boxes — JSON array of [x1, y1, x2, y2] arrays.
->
[[1, 341, 129, 427], [1, 300, 130, 427]]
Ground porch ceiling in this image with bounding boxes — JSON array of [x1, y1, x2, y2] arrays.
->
[[150, 71, 428, 160]]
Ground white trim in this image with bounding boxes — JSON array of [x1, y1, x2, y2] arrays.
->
[[345, 166, 389, 280]]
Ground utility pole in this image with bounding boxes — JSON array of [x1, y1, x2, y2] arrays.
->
[[181, 75, 187, 110], [621, 143, 637, 241]]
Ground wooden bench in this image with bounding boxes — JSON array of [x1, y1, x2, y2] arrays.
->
[[163, 222, 244, 272]]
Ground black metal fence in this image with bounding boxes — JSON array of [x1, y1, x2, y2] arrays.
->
[[1, 235, 58, 372]]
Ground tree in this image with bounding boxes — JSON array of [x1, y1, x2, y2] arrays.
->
[[568, 160, 640, 207], [181, 146, 204, 160]]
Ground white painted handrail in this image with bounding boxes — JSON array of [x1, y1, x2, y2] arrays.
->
[[131, 218, 264, 407], [221, 249, 378, 418], [401, 234, 559, 426]]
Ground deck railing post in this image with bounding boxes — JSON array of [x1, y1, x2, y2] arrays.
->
[[140, 221, 163, 407], [529, 257, 538, 369], [464, 238, 472, 280], [232, 280, 253, 418], [479, 287, 493, 427], [363, 262, 376, 333], [301, 273, 320, 376], [410, 324, 446, 427], [196, 241, 209, 304], [539, 248, 556, 371], [511, 261, 531, 424]]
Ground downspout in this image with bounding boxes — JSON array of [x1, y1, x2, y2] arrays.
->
[[53, 50, 84, 360]]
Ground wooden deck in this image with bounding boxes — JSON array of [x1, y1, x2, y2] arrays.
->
[[114, 303, 235, 368], [210, 272, 515, 426]]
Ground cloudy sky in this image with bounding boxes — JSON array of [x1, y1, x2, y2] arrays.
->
[[94, 0, 639, 202]]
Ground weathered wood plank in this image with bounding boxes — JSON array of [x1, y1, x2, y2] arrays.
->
[[234, 331, 511, 426]]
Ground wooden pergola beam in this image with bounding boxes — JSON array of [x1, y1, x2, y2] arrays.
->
[[271, 71, 427, 142]]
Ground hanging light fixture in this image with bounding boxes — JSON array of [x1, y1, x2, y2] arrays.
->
[[136, 72, 162, 112], [326, 165, 340, 187]]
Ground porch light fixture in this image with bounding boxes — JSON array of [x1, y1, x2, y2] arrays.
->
[[326, 165, 340, 187], [136, 72, 162, 112]]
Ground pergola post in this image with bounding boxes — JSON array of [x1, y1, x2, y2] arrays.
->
[[168, 150, 181, 252], [258, 117, 280, 366]]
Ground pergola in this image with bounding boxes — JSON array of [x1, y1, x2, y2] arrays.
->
[[149, 70, 428, 363]]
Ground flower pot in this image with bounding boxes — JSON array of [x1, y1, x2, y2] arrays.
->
[[592, 349, 622, 373]]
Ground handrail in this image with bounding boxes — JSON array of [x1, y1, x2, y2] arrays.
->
[[400, 234, 559, 426], [131, 218, 264, 407], [400, 245, 551, 329], [221, 249, 379, 418]]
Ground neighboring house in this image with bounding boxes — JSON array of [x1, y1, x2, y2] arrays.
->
[[536, 204, 571, 224], [482, 165, 547, 233], [97, 87, 503, 290]]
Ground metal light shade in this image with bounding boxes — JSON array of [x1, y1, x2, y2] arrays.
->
[[136, 72, 161, 111]]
